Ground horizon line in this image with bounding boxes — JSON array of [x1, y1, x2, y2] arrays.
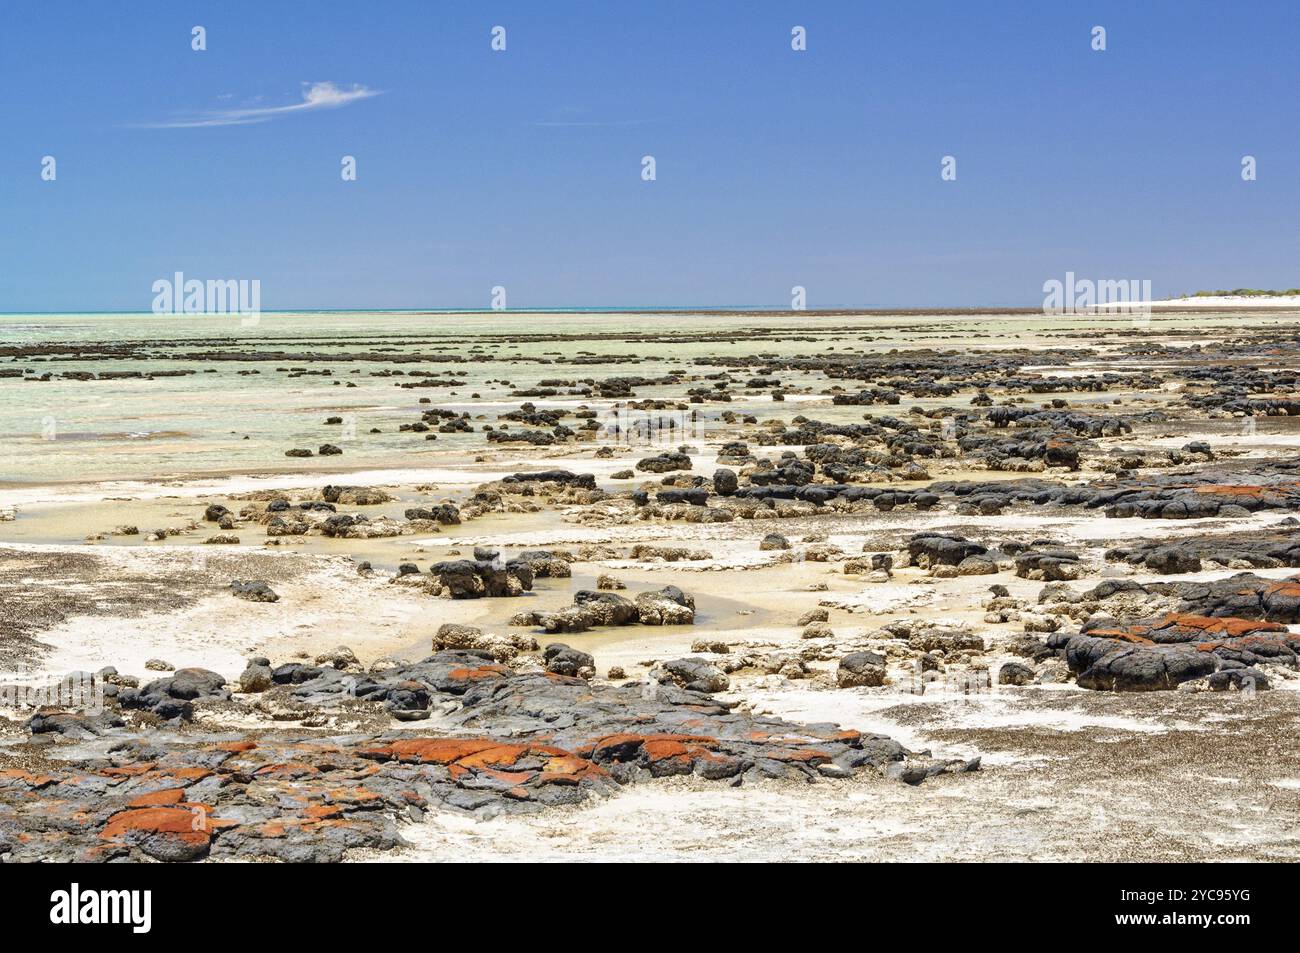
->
[[0, 303, 1084, 316]]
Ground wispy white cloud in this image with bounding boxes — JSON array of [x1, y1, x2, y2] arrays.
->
[[134, 81, 380, 129]]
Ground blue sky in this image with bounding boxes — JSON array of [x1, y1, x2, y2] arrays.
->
[[3, 1, 1298, 310]]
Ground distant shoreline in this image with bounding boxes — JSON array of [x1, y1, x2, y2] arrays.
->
[[5, 303, 1300, 319], [5, 307, 1054, 317], [1154, 294, 1300, 309]]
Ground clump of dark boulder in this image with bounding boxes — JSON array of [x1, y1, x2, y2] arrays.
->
[[906, 533, 986, 568], [838, 651, 887, 688], [1105, 527, 1300, 574], [404, 503, 461, 525], [501, 469, 596, 489], [656, 657, 729, 693], [514, 585, 697, 633], [1013, 546, 1082, 581], [117, 667, 231, 719], [927, 465, 1300, 520], [427, 557, 534, 598], [1050, 612, 1298, 691], [1175, 573, 1300, 622], [321, 485, 393, 505], [637, 451, 692, 473], [230, 579, 279, 603], [514, 549, 572, 578], [543, 643, 594, 677]]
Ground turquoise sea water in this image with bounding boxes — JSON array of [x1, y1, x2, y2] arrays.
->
[[0, 310, 858, 485], [0, 309, 1278, 486]]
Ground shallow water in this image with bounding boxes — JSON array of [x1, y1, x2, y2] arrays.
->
[[0, 308, 1287, 486]]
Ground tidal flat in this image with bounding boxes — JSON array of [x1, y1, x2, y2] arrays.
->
[[2, 308, 1299, 862]]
